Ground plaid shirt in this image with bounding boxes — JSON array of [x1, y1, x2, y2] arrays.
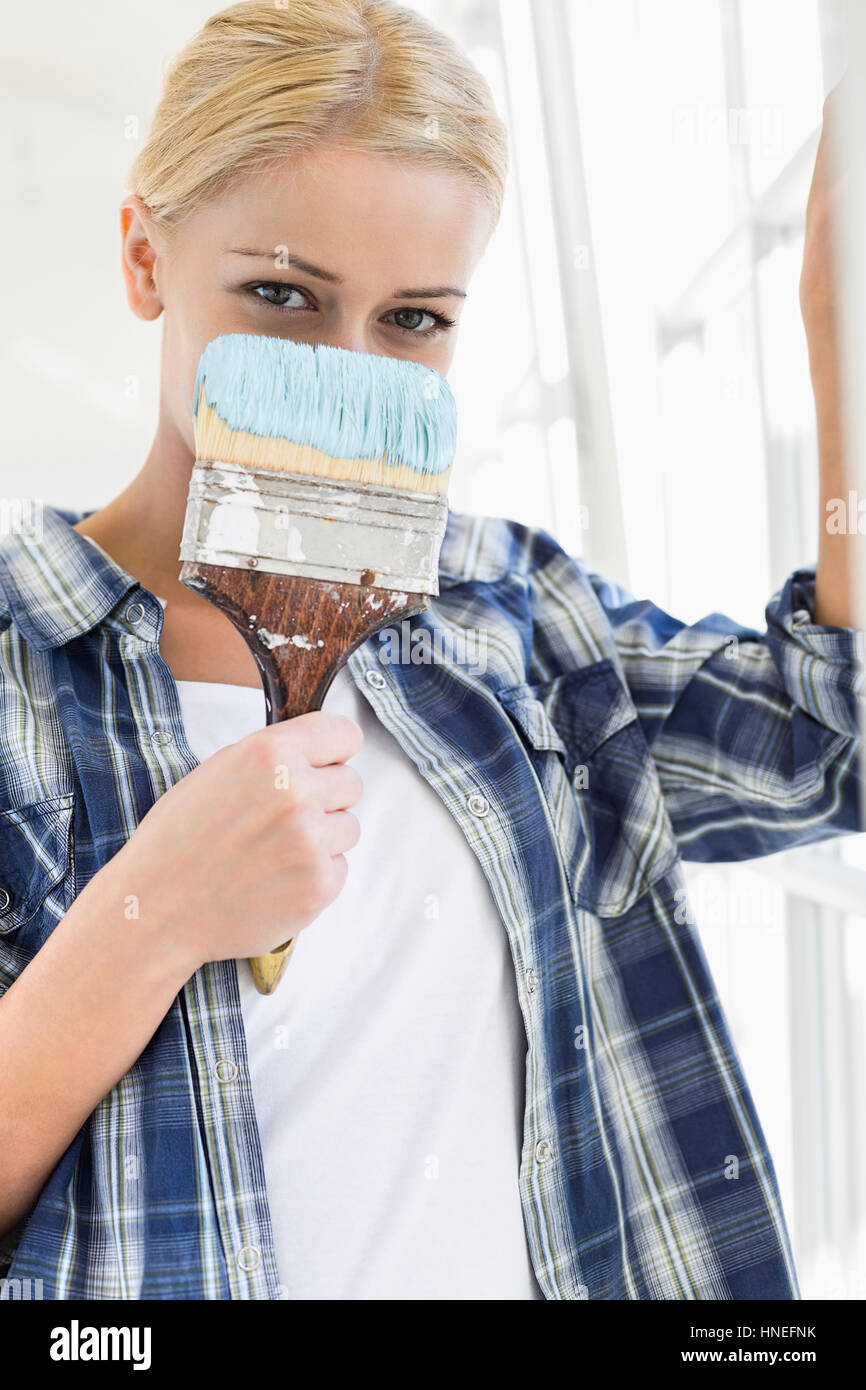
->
[[0, 502, 862, 1300]]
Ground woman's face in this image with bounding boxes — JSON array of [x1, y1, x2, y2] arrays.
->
[[121, 144, 494, 456]]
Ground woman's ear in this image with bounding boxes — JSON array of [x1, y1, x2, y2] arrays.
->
[[120, 196, 164, 322]]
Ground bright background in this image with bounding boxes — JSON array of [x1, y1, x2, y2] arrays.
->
[[1, 0, 864, 1299]]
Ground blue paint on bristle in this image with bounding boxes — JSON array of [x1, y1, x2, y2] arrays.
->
[[194, 333, 456, 477]]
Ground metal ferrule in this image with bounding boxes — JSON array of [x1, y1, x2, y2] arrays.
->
[[179, 460, 449, 594]]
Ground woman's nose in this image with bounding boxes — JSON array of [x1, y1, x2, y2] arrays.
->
[[302, 321, 372, 356]]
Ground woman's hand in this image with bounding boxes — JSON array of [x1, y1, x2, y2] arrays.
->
[[80, 711, 364, 976]]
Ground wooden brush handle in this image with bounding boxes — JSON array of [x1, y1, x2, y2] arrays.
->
[[180, 560, 428, 994]]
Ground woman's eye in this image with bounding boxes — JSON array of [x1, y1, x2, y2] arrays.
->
[[387, 307, 456, 336], [248, 283, 308, 309], [390, 307, 435, 333]]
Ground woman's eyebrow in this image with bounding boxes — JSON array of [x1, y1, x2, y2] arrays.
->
[[225, 248, 466, 299], [393, 284, 467, 300]]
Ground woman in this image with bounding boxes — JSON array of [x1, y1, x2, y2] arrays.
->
[[0, 0, 860, 1300]]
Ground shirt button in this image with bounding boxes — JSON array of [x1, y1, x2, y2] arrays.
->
[[526, 968, 539, 993], [467, 792, 490, 817], [151, 729, 174, 746], [365, 669, 386, 689], [0, 888, 10, 913], [535, 1138, 554, 1163], [236, 1245, 261, 1272], [125, 601, 145, 625], [214, 1058, 238, 1083]]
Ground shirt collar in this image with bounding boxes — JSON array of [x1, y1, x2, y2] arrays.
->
[[0, 504, 138, 651], [0, 501, 513, 652], [437, 505, 516, 588]]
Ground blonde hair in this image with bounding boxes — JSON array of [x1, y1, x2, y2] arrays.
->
[[127, 0, 508, 237]]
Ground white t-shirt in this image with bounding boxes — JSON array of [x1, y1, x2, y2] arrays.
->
[[175, 665, 544, 1300]]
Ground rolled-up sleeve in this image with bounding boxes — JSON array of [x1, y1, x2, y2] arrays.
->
[[587, 561, 865, 862]]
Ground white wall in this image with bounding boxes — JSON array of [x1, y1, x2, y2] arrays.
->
[[1, 3, 220, 511]]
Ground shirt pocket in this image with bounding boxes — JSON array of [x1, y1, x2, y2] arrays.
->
[[496, 659, 679, 916], [0, 793, 76, 973]]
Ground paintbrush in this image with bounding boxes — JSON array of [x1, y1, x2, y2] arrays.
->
[[178, 332, 456, 995]]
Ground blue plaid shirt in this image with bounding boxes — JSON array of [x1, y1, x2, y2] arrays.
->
[[0, 502, 862, 1299]]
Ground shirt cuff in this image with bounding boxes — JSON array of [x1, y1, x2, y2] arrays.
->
[[765, 564, 865, 738]]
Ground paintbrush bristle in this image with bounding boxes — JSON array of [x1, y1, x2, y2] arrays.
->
[[193, 333, 456, 497]]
